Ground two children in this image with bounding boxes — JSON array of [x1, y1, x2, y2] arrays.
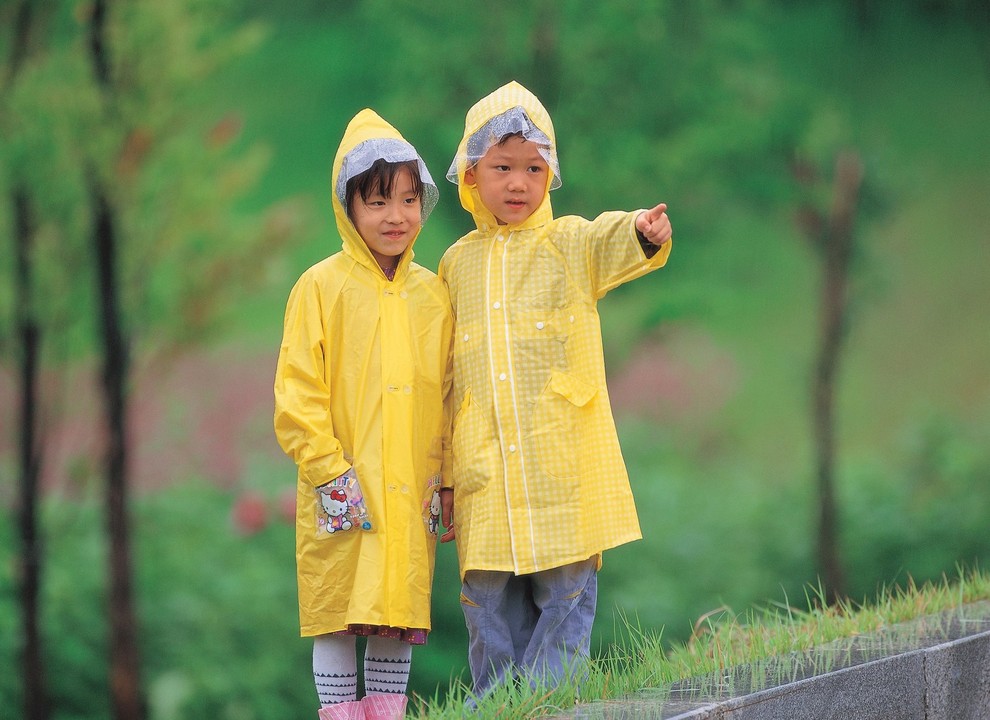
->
[[274, 81, 672, 715], [274, 109, 453, 720], [438, 81, 672, 697]]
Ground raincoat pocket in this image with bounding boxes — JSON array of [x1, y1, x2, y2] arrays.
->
[[532, 370, 598, 480], [452, 388, 499, 497], [315, 469, 373, 538], [422, 473, 443, 535]]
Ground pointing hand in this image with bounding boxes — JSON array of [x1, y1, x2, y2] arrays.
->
[[635, 203, 672, 246]]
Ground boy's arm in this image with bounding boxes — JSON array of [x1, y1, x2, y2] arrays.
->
[[438, 271, 457, 543], [578, 207, 672, 298], [273, 272, 351, 487], [439, 274, 455, 482]]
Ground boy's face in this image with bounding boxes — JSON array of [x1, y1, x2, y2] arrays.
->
[[465, 136, 549, 225], [349, 166, 421, 269]]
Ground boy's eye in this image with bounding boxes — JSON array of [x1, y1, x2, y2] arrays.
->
[[495, 165, 510, 172], [528, 166, 544, 174]]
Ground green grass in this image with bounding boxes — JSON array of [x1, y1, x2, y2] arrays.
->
[[408, 566, 990, 718]]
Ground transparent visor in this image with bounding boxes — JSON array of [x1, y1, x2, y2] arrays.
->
[[335, 138, 439, 223], [446, 106, 561, 191]]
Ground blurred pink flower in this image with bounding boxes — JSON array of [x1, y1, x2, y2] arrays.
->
[[231, 491, 268, 535]]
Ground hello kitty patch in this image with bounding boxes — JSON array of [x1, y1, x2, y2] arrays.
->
[[423, 473, 442, 535], [315, 469, 372, 538]]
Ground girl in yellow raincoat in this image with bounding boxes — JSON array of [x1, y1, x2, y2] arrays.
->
[[438, 81, 673, 697], [274, 109, 453, 720]]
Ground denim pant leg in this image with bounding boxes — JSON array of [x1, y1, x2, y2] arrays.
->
[[461, 570, 538, 697], [521, 557, 598, 686]]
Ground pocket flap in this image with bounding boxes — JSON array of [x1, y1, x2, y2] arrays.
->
[[547, 371, 598, 407]]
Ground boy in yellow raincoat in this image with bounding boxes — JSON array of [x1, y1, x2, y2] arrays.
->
[[438, 81, 673, 697], [274, 109, 453, 720]]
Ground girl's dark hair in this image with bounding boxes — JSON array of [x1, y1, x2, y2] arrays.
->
[[345, 158, 423, 218]]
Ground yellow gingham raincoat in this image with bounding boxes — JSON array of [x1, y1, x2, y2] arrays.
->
[[274, 110, 453, 636], [439, 81, 671, 578]]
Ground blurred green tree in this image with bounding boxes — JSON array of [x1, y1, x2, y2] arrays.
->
[[795, 150, 865, 603], [2, 4, 51, 719], [0, 1, 302, 717]]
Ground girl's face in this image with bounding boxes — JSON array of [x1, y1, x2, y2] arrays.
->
[[349, 166, 422, 270], [465, 136, 549, 226]]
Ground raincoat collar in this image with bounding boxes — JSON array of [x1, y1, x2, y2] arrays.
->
[[331, 109, 424, 280], [453, 81, 556, 234]]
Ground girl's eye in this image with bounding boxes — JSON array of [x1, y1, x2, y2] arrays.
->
[[403, 197, 417, 205]]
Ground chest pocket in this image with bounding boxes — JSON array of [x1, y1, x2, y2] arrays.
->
[[505, 241, 568, 310]]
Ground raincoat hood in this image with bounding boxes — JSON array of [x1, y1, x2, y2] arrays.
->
[[447, 81, 559, 233], [331, 108, 438, 279]]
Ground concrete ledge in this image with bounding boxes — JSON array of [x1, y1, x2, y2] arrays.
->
[[562, 602, 990, 719]]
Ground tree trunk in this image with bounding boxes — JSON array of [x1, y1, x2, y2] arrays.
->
[[8, 2, 49, 717], [87, 0, 145, 717], [14, 187, 48, 720], [91, 179, 145, 720], [811, 151, 863, 604]]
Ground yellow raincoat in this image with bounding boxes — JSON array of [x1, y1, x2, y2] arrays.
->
[[274, 110, 453, 637], [439, 81, 671, 578]]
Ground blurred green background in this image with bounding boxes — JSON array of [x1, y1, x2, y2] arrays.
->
[[2, 1, 989, 718]]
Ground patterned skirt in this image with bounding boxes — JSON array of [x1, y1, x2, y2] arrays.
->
[[334, 624, 428, 645]]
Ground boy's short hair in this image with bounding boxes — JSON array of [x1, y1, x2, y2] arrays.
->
[[497, 131, 524, 146], [446, 106, 560, 190], [345, 158, 423, 219]]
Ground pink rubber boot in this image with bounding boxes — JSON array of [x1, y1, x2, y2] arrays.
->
[[318, 699, 365, 720], [360, 693, 408, 719]]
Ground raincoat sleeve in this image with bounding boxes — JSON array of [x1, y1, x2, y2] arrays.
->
[[440, 342, 455, 489], [273, 270, 351, 487], [580, 210, 671, 299], [437, 266, 456, 490]]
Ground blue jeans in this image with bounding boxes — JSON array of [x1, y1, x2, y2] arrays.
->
[[459, 557, 598, 697]]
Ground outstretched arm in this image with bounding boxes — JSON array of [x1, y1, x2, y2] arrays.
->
[[635, 202, 672, 247]]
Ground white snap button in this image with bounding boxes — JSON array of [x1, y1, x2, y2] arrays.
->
[[536, 321, 545, 330], [499, 373, 507, 381], [493, 301, 501, 309]]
